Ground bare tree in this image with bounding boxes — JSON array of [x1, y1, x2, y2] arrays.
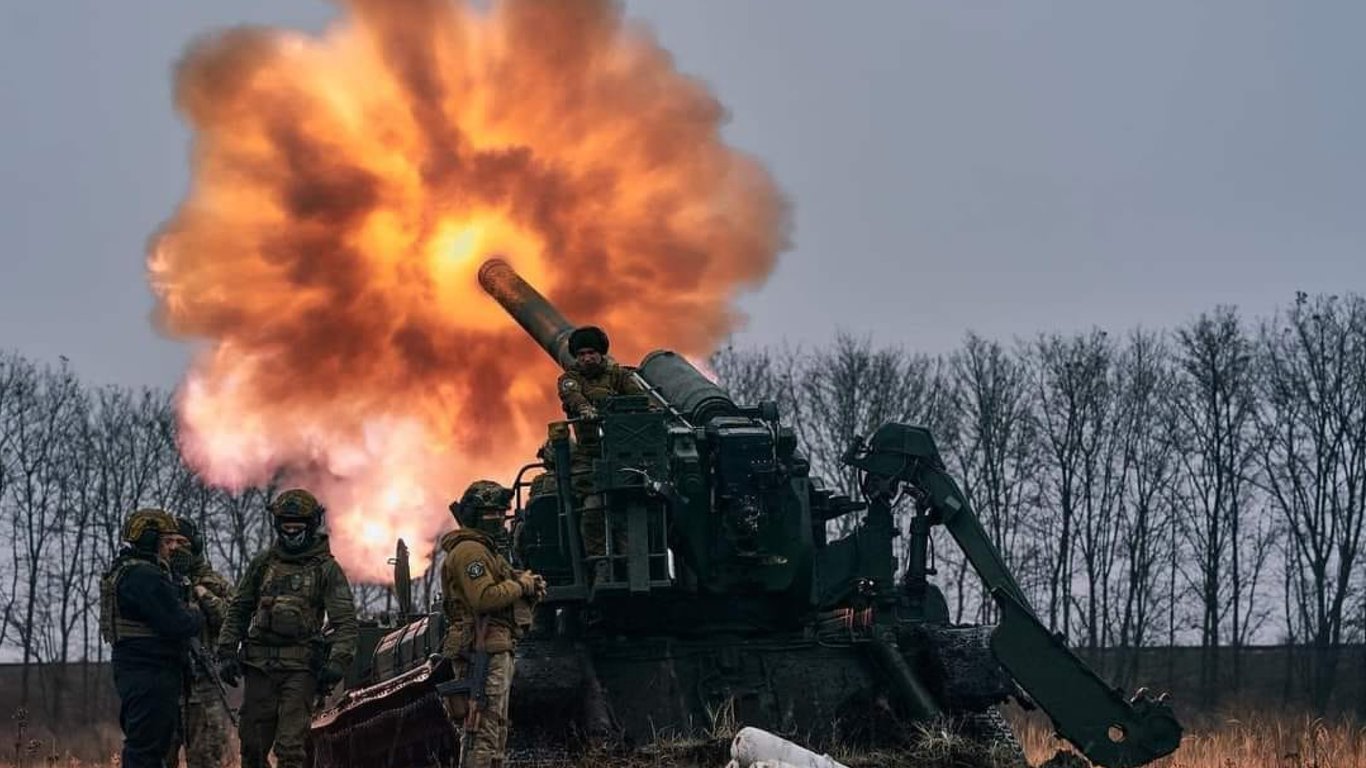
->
[[1111, 330, 1180, 685], [708, 341, 801, 415], [212, 485, 277, 581], [1255, 292, 1366, 711], [80, 387, 187, 666], [793, 332, 952, 511], [1032, 330, 1113, 640], [0, 350, 28, 651], [44, 386, 97, 721], [1072, 334, 1126, 654], [4, 358, 84, 703], [944, 333, 1041, 623], [1171, 307, 1268, 704]]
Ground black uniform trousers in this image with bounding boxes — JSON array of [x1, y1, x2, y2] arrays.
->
[[113, 658, 184, 768]]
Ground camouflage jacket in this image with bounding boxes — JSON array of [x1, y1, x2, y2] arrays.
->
[[217, 534, 357, 672], [188, 557, 235, 647], [557, 360, 643, 419], [439, 529, 535, 654]]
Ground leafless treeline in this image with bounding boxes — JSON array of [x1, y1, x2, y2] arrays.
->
[[1, 292, 1364, 715], [0, 356, 400, 722], [710, 292, 1366, 711]]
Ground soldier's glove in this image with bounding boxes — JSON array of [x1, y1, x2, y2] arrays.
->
[[185, 602, 205, 632], [579, 406, 599, 422], [317, 660, 346, 690], [216, 650, 242, 687], [532, 574, 548, 600], [516, 571, 540, 597]]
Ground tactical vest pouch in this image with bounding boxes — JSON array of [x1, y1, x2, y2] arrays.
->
[[248, 562, 322, 642], [441, 612, 468, 660], [436, 618, 489, 725], [249, 594, 318, 641], [440, 683, 469, 721]]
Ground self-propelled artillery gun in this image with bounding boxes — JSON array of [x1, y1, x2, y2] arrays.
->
[[309, 258, 1183, 768]]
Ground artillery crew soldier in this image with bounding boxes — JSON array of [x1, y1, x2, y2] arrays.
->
[[100, 508, 204, 768], [556, 326, 643, 423], [556, 325, 644, 569], [166, 517, 235, 768], [440, 481, 545, 768], [216, 489, 358, 768]]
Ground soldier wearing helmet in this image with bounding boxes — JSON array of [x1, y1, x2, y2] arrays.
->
[[215, 489, 357, 768], [166, 516, 235, 768], [555, 326, 644, 571], [98, 508, 204, 768], [439, 480, 545, 768]]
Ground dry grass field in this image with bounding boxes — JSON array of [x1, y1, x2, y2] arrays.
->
[[6, 649, 1363, 766], [4, 709, 1364, 768], [1011, 709, 1366, 768]]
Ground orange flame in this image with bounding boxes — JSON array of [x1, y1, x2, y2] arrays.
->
[[147, 0, 789, 582]]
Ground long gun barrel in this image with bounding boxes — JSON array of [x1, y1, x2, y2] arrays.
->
[[477, 258, 578, 370], [477, 257, 741, 423]]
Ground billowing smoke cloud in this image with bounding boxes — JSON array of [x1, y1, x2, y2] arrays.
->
[[148, 0, 789, 581]]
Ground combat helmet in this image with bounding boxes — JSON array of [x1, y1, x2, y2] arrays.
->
[[269, 488, 324, 553], [450, 480, 512, 535], [121, 508, 180, 554], [174, 516, 204, 557], [170, 516, 203, 576]]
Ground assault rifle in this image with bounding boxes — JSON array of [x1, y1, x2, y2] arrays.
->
[[172, 570, 240, 729], [433, 617, 491, 755], [188, 637, 240, 728]]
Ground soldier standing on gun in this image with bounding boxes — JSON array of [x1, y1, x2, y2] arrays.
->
[[439, 481, 545, 768], [215, 489, 358, 768], [555, 325, 643, 579], [166, 517, 235, 768], [99, 509, 204, 768]]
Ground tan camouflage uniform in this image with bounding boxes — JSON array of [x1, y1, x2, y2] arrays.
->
[[438, 527, 539, 768], [557, 360, 644, 557], [169, 560, 234, 768]]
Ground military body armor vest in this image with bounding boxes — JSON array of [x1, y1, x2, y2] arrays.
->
[[248, 558, 328, 645], [99, 557, 162, 643]]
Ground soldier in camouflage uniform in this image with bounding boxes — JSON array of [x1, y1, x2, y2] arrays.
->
[[100, 508, 203, 768], [166, 517, 234, 768], [439, 481, 545, 768], [215, 490, 357, 768], [555, 326, 644, 573]]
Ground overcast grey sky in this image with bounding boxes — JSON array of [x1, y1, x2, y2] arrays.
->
[[2, 1, 1363, 389]]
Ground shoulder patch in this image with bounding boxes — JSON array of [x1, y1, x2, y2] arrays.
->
[[465, 561, 486, 579], [559, 378, 578, 391]]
